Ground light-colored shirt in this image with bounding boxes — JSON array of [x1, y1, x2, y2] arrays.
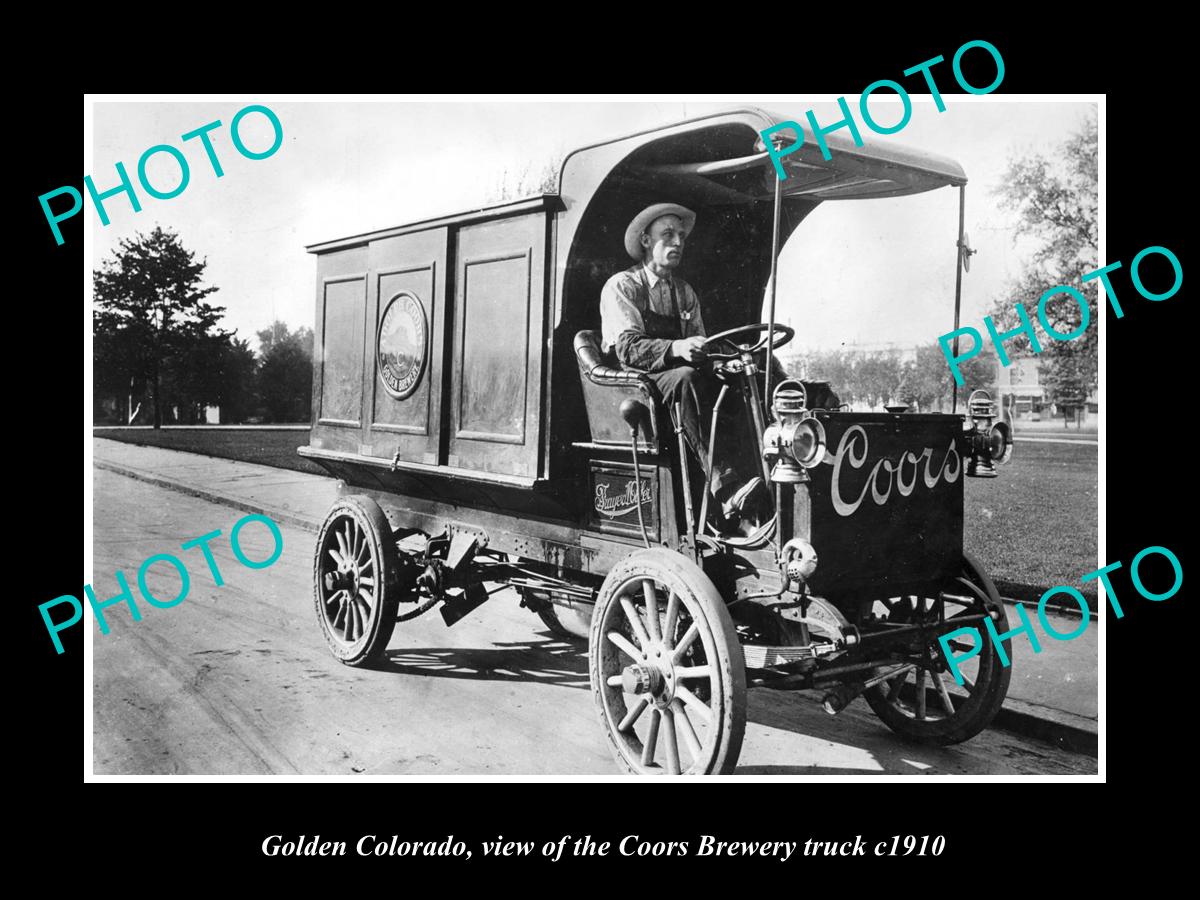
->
[[600, 264, 706, 371]]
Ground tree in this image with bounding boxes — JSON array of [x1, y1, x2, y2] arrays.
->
[[213, 336, 260, 424], [901, 344, 954, 412], [93, 227, 224, 428], [1042, 351, 1090, 427], [160, 331, 260, 424], [799, 349, 857, 405], [986, 113, 1098, 397], [256, 321, 313, 423], [93, 314, 149, 423], [888, 343, 999, 413], [855, 351, 905, 409], [487, 158, 559, 204], [955, 346, 999, 409], [799, 345, 995, 412]]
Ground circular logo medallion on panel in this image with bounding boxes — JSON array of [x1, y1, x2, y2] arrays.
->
[[377, 292, 428, 400]]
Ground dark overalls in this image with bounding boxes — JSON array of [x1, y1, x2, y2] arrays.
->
[[628, 269, 734, 496]]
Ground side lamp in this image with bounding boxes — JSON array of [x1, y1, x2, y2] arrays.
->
[[965, 389, 1014, 478], [762, 380, 827, 484]]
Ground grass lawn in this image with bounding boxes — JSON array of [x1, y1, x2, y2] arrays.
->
[[93, 427, 327, 476], [94, 427, 1098, 598], [965, 440, 1098, 601]]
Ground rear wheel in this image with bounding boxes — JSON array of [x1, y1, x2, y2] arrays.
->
[[863, 553, 1012, 744], [534, 603, 592, 642], [313, 495, 402, 666], [589, 549, 745, 775], [516, 586, 593, 642]]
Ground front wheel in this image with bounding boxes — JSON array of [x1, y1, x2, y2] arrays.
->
[[589, 549, 745, 775], [863, 553, 1012, 744]]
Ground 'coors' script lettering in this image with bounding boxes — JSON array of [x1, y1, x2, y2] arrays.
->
[[827, 425, 961, 517]]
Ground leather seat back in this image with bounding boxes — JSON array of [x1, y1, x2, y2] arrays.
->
[[573, 330, 659, 447]]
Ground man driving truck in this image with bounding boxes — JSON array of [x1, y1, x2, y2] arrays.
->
[[599, 202, 766, 532]]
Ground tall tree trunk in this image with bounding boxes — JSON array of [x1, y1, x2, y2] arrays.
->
[[152, 362, 162, 430]]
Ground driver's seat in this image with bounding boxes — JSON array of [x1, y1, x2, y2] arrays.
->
[[573, 330, 661, 448]]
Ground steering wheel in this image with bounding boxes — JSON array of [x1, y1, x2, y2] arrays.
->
[[701, 323, 795, 361]]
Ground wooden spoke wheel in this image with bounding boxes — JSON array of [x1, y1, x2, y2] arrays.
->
[[313, 495, 402, 667], [863, 553, 1012, 744], [589, 549, 745, 775]]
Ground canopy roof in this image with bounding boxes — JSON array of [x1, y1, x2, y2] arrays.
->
[[309, 107, 966, 253], [613, 107, 967, 204], [553, 108, 968, 330]]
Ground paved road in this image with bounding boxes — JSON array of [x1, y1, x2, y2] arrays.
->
[[92, 468, 1095, 776]]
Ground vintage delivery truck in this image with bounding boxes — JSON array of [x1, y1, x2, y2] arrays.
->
[[299, 108, 1015, 774]]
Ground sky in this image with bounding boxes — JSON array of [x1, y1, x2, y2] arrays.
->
[[89, 98, 1097, 355]]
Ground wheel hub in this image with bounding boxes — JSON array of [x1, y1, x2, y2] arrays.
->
[[621, 639, 677, 706], [621, 664, 661, 695], [325, 568, 358, 593]]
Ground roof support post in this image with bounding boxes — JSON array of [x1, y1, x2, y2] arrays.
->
[[951, 183, 966, 414], [765, 165, 784, 408]]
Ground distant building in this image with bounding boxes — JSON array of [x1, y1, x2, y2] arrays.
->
[[999, 357, 1098, 424], [1003, 358, 1046, 417]]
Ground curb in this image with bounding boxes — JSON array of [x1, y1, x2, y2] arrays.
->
[[993, 698, 1097, 757], [94, 425, 311, 431], [995, 579, 1099, 621], [93, 460, 322, 535], [94, 458, 1098, 758]]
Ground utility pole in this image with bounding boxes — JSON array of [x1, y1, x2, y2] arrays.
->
[[995, 353, 1003, 421]]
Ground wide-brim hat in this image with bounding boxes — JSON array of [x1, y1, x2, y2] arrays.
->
[[624, 203, 696, 261]]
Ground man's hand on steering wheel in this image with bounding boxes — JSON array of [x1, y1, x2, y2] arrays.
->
[[669, 336, 709, 365]]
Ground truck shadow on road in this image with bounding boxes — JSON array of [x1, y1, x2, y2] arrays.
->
[[375, 633, 1082, 776], [379, 633, 591, 688]]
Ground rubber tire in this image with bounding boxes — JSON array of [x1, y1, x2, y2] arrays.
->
[[863, 552, 1012, 745], [313, 494, 402, 667], [589, 548, 746, 775], [535, 603, 592, 643]]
